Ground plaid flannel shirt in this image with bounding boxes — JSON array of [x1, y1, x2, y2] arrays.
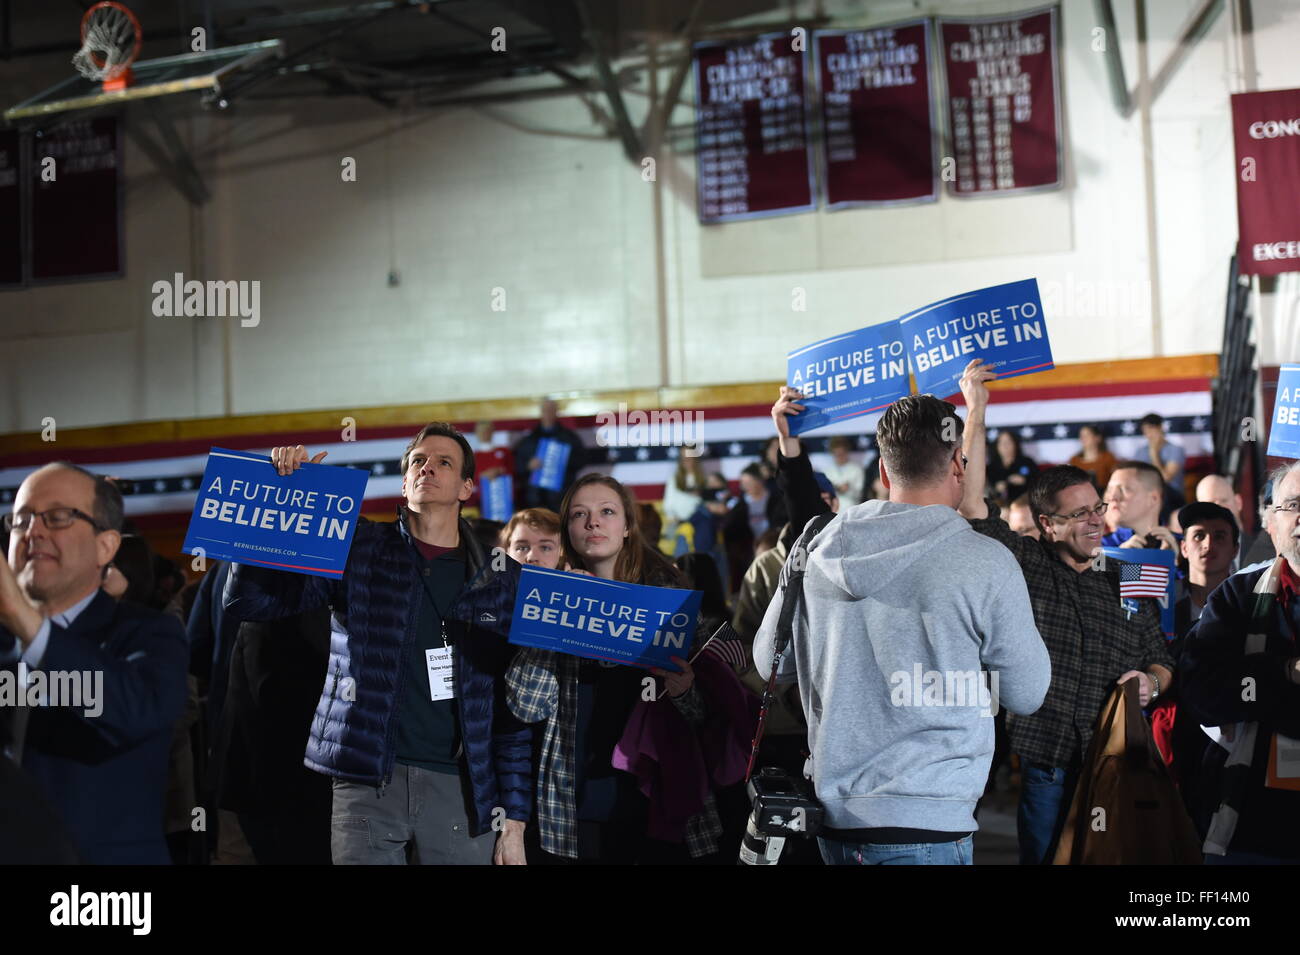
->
[[969, 499, 1174, 768], [505, 642, 720, 860]]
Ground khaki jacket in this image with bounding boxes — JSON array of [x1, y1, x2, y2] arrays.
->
[[731, 531, 805, 735]]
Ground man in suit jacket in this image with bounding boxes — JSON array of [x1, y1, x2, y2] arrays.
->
[[0, 462, 187, 864]]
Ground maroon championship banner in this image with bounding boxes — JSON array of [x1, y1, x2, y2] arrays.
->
[[30, 116, 123, 282], [1231, 88, 1300, 276], [815, 20, 937, 207], [938, 5, 1062, 197], [0, 129, 21, 287], [693, 32, 816, 223]]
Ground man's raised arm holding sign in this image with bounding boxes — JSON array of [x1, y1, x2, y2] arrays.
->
[[221, 446, 338, 623], [955, 360, 998, 522], [222, 425, 531, 866]]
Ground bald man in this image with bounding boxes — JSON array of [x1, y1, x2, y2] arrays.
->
[[1103, 461, 1177, 551], [1197, 473, 1271, 568]]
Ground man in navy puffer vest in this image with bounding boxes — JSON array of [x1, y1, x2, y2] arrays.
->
[[224, 422, 530, 864]]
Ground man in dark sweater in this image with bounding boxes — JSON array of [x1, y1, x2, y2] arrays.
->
[[1181, 460, 1300, 863]]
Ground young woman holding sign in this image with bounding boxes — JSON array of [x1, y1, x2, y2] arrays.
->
[[506, 473, 753, 865]]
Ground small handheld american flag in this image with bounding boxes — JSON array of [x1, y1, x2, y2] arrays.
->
[[698, 621, 749, 670], [654, 621, 748, 700], [1119, 561, 1170, 599]]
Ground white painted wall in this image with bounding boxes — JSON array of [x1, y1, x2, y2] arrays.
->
[[1, 0, 1297, 434]]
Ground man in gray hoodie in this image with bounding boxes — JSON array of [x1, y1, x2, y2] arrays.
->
[[754, 378, 1051, 865]]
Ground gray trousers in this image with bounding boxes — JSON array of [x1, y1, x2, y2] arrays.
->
[[331, 764, 495, 865]]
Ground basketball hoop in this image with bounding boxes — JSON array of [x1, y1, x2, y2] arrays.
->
[[71, 2, 143, 93]]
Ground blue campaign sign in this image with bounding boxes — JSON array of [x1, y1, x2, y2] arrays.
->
[[900, 278, 1053, 398], [508, 565, 702, 671], [1267, 364, 1300, 459], [1102, 546, 1176, 639], [181, 448, 370, 579], [786, 321, 911, 435], [482, 474, 514, 523], [529, 438, 571, 491], [480, 475, 514, 522]]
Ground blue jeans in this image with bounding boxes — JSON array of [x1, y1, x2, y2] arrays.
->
[[817, 835, 973, 866], [1017, 761, 1074, 865]]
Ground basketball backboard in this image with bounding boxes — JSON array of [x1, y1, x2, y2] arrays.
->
[[4, 40, 284, 124]]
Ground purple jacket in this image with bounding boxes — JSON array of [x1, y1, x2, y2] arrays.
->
[[613, 651, 758, 844]]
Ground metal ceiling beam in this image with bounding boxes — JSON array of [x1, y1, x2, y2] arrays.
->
[[221, 1, 454, 35], [214, 4, 403, 105], [1093, 0, 1133, 117], [500, 0, 585, 56], [243, 81, 584, 108], [427, 4, 589, 93], [1148, 0, 1225, 107], [577, 0, 641, 161], [641, 0, 702, 155], [124, 105, 210, 205], [1231, 0, 1259, 92], [1093, 0, 1225, 118], [312, 63, 400, 108], [244, 46, 592, 107]]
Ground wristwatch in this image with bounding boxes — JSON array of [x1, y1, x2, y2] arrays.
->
[[1148, 672, 1161, 700]]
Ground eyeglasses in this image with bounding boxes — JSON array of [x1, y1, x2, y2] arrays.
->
[[3, 507, 105, 533], [1049, 502, 1109, 523]]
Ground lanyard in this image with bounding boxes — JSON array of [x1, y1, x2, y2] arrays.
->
[[412, 543, 459, 647]]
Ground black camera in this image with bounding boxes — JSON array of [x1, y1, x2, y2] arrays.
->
[[738, 767, 824, 865]]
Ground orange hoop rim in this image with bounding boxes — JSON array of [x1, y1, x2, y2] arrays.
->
[[80, 1, 143, 73]]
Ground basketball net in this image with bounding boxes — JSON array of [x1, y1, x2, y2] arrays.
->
[[72, 3, 141, 92]]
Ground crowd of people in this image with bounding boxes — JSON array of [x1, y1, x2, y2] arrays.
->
[[0, 376, 1293, 866]]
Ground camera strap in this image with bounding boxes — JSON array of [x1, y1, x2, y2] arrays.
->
[[744, 511, 836, 783]]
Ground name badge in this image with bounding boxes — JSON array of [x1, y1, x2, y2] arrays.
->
[[1267, 733, 1300, 791], [425, 646, 455, 701]]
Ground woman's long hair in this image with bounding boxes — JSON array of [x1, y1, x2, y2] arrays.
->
[[560, 473, 682, 587], [673, 453, 704, 493], [1078, 423, 1109, 454], [994, 429, 1022, 461]]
